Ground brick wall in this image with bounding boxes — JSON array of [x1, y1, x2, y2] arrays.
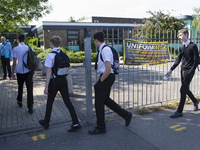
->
[[42, 28, 130, 50], [43, 29, 67, 49]]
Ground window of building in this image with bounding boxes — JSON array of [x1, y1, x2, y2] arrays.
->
[[67, 30, 79, 46], [103, 29, 123, 44]]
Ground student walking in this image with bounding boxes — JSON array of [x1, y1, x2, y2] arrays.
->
[[0, 36, 12, 80], [39, 36, 81, 132], [12, 34, 34, 114], [88, 31, 132, 135], [166, 29, 199, 118]]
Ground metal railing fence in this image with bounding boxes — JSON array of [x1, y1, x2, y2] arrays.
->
[[89, 28, 200, 113]]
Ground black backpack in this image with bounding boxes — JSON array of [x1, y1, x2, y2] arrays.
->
[[23, 46, 38, 72], [51, 50, 70, 77], [100, 45, 120, 75]]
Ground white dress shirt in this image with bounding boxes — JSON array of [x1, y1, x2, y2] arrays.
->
[[44, 48, 60, 78], [12, 43, 30, 74], [185, 39, 190, 47], [97, 43, 114, 74]]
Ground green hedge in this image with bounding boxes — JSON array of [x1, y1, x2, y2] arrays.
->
[[31, 45, 44, 55], [37, 47, 96, 63], [37, 48, 52, 61], [25, 37, 39, 47]]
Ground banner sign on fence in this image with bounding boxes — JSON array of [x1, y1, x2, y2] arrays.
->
[[123, 39, 171, 66]]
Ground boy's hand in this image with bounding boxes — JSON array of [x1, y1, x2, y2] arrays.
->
[[166, 70, 172, 75]]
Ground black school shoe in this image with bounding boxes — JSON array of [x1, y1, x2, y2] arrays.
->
[[28, 108, 34, 114], [17, 101, 22, 108], [88, 127, 106, 135], [68, 124, 81, 132], [125, 112, 132, 127], [39, 119, 49, 129], [194, 99, 199, 111], [170, 111, 183, 118]]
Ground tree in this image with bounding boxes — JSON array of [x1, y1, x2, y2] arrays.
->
[[0, 0, 52, 33], [68, 16, 76, 22], [136, 10, 185, 41], [77, 16, 87, 22], [68, 16, 88, 22], [192, 7, 200, 31]]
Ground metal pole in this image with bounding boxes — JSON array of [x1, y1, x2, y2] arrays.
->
[[84, 28, 93, 123]]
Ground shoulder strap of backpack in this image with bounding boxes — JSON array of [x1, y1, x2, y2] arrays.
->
[[50, 50, 59, 82], [22, 49, 29, 68], [51, 51, 58, 54], [22, 46, 30, 73], [100, 45, 110, 62]]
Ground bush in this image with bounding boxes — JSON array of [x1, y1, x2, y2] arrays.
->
[[25, 37, 32, 45], [67, 51, 96, 63], [59, 46, 70, 53], [31, 45, 44, 55], [25, 36, 39, 47], [37, 48, 52, 61], [37, 46, 96, 63], [68, 52, 85, 63], [91, 53, 96, 62]]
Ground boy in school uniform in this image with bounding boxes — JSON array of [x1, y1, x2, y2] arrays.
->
[[12, 34, 34, 114], [88, 31, 132, 135], [39, 36, 81, 131], [166, 29, 199, 118]]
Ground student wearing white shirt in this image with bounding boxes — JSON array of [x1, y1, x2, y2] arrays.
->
[[39, 36, 81, 132], [12, 34, 34, 114], [88, 31, 132, 135]]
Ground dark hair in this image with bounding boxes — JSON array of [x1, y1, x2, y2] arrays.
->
[[17, 34, 25, 42], [94, 31, 104, 42]]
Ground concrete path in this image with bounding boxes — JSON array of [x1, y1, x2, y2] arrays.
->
[[1, 65, 200, 150]]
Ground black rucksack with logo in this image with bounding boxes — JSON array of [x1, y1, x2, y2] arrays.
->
[[51, 50, 70, 77], [23, 46, 38, 72], [100, 45, 120, 75]]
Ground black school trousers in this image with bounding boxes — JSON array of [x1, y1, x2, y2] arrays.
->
[[94, 73, 129, 129], [1, 56, 11, 78], [177, 69, 198, 113], [44, 77, 79, 125], [17, 71, 34, 108]]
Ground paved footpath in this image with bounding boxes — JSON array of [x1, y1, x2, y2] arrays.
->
[[1, 65, 200, 150], [0, 70, 74, 136]]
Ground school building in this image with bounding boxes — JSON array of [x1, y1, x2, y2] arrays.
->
[[1, 15, 198, 51], [33, 16, 144, 51]]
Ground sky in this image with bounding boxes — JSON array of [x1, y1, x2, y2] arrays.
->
[[30, 0, 200, 25]]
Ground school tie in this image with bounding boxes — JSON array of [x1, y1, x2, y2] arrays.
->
[[95, 51, 99, 70]]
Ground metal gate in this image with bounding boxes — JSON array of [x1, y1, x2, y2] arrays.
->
[[85, 28, 200, 117]]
